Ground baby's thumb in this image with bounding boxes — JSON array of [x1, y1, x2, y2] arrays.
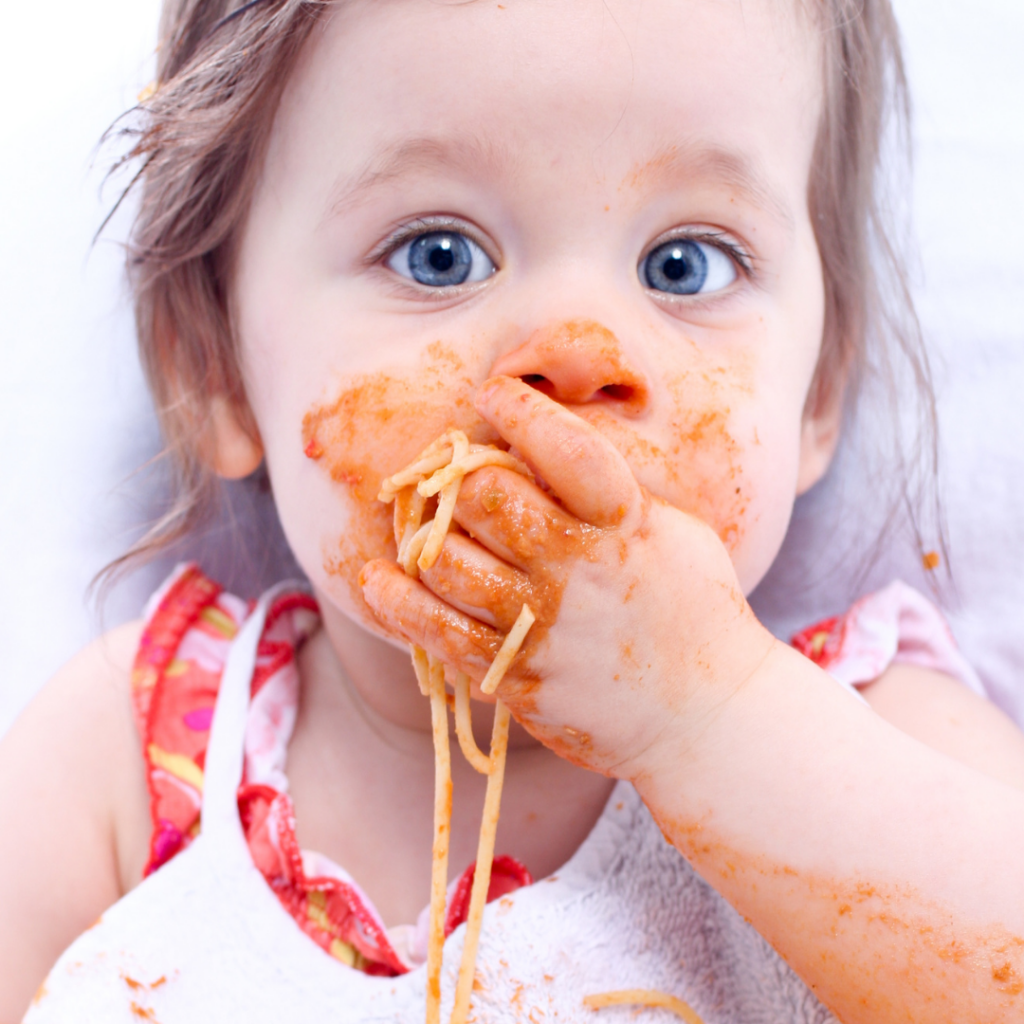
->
[[475, 376, 639, 527]]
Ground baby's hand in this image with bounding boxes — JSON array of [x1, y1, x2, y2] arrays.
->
[[360, 375, 775, 780]]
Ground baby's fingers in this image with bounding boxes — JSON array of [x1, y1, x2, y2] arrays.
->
[[453, 466, 585, 571], [418, 532, 533, 632], [475, 376, 639, 527], [359, 559, 501, 677]]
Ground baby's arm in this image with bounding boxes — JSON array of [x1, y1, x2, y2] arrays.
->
[[860, 663, 1024, 789], [0, 622, 150, 1021], [637, 647, 1024, 1023], [361, 375, 1024, 1024]]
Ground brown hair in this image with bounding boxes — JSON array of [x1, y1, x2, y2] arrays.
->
[[806, 0, 941, 581], [104, 0, 330, 578], [106, 0, 935, 579]]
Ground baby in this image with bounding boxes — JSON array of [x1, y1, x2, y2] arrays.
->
[[4, 0, 1024, 1021]]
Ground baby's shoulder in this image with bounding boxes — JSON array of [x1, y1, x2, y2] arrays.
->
[[0, 620, 152, 1019], [5, 617, 148, 790], [2, 619, 153, 885]]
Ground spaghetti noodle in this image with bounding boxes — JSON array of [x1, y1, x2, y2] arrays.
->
[[380, 431, 704, 1024], [584, 989, 706, 1022], [379, 431, 534, 1024]]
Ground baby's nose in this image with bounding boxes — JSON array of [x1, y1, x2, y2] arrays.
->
[[489, 319, 650, 416]]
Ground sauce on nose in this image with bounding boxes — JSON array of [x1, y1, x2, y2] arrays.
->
[[491, 319, 650, 414]]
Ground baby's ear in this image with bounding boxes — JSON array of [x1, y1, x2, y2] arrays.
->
[[203, 394, 265, 479], [795, 369, 845, 496]]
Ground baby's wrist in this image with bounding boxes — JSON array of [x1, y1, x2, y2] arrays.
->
[[624, 613, 781, 785]]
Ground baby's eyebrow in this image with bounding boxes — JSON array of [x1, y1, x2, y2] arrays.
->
[[326, 135, 518, 218], [325, 135, 793, 230], [621, 143, 795, 229]]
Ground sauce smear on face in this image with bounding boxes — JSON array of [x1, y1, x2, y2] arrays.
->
[[302, 343, 493, 607]]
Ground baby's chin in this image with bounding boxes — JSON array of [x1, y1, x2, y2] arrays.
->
[[310, 567, 414, 653]]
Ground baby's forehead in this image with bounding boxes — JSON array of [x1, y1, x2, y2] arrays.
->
[[270, 0, 822, 206], [301, 0, 820, 113]]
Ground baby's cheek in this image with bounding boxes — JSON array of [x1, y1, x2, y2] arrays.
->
[[580, 392, 752, 551], [320, 499, 396, 615], [577, 358, 801, 594], [299, 343, 496, 612]]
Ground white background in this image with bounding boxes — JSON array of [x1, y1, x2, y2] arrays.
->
[[1, 0, 1023, 735], [1, 0, 165, 734]]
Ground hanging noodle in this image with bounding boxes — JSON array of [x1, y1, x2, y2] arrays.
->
[[380, 431, 703, 1024], [584, 990, 706, 1022], [379, 431, 534, 1024], [453, 672, 494, 775], [425, 657, 452, 1024]]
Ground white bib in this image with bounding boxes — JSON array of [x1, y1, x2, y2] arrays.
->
[[26, 585, 835, 1024]]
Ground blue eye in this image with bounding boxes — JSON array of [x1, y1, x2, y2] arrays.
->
[[641, 238, 736, 296], [387, 231, 495, 287]]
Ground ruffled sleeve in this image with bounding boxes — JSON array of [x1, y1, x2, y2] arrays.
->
[[790, 580, 983, 694]]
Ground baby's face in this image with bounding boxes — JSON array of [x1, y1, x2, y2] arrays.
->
[[234, 0, 829, 632]]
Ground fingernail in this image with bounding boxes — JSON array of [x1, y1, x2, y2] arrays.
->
[[474, 378, 501, 414], [477, 374, 520, 402]]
